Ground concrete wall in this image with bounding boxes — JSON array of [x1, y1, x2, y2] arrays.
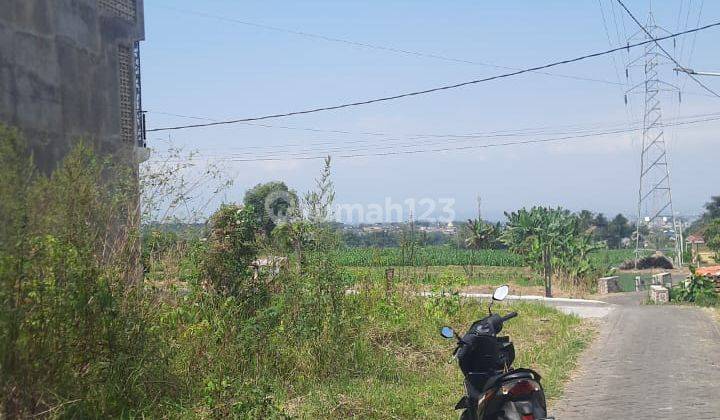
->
[[0, 0, 145, 172]]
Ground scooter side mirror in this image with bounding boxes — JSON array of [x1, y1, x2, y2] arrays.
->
[[493, 285, 510, 301], [440, 326, 455, 339]]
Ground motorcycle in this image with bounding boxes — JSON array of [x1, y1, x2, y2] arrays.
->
[[440, 285, 552, 420]]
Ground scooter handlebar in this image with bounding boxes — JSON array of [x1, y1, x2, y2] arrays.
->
[[501, 311, 518, 322]]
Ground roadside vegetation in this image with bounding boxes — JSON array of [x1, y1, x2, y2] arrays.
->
[[0, 126, 593, 417], [670, 269, 719, 307], [668, 195, 720, 307], [686, 195, 720, 265]]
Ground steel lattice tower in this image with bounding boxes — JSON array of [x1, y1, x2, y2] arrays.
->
[[626, 13, 683, 265]]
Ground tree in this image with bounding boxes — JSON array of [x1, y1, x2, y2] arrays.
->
[[591, 213, 609, 244], [556, 231, 603, 285], [687, 195, 720, 235], [704, 196, 720, 220], [461, 219, 499, 277], [606, 213, 632, 249], [577, 210, 595, 232], [304, 156, 335, 223], [501, 207, 577, 297], [272, 156, 336, 271], [243, 181, 298, 237], [704, 219, 720, 260]]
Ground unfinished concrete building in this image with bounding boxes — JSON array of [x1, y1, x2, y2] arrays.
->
[[0, 0, 146, 172]]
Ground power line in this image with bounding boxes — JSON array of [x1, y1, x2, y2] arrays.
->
[[148, 21, 720, 133], [677, 0, 696, 62], [597, 0, 626, 88], [616, 0, 720, 98], [149, 114, 720, 163], [149, 110, 720, 155], [161, 5, 621, 86], [148, 109, 632, 148], [682, 0, 705, 91]]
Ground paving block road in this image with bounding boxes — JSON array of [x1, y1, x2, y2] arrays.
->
[[551, 292, 720, 419]]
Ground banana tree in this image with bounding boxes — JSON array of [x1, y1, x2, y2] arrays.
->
[[501, 207, 577, 297], [556, 233, 604, 286]]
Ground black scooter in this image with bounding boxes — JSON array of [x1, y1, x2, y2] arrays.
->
[[440, 285, 552, 420]]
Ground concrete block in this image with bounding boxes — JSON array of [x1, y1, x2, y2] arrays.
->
[[652, 272, 671, 285], [634, 276, 645, 291], [598, 276, 620, 295], [650, 285, 669, 303]]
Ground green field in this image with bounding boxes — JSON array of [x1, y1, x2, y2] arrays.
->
[[328, 246, 526, 267], [587, 249, 637, 267], [330, 246, 638, 269]]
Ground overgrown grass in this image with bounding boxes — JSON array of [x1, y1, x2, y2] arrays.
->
[[290, 296, 593, 418], [104, 267, 591, 418]]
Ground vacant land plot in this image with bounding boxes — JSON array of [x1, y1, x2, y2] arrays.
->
[[292, 300, 594, 419]]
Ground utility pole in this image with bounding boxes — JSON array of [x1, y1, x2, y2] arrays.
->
[[477, 194, 482, 222], [625, 12, 684, 267]]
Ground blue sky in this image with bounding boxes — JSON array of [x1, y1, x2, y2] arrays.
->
[[141, 0, 720, 222]]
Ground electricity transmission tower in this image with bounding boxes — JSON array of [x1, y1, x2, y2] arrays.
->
[[625, 12, 684, 266]]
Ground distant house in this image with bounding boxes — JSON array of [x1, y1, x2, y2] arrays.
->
[[361, 226, 384, 234], [686, 235, 706, 265], [696, 266, 720, 277]]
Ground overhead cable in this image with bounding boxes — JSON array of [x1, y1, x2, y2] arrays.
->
[[616, 0, 720, 98], [147, 21, 720, 133]]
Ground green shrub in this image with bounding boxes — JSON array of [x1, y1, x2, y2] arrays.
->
[[671, 270, 718, 306], [0, 130, 168, 416], [200, 204, 259, 298]]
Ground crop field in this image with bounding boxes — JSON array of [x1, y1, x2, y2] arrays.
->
[[330, 246, 639, 269], [328, 246, 526, 267], [587, 249, 648, 268]]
